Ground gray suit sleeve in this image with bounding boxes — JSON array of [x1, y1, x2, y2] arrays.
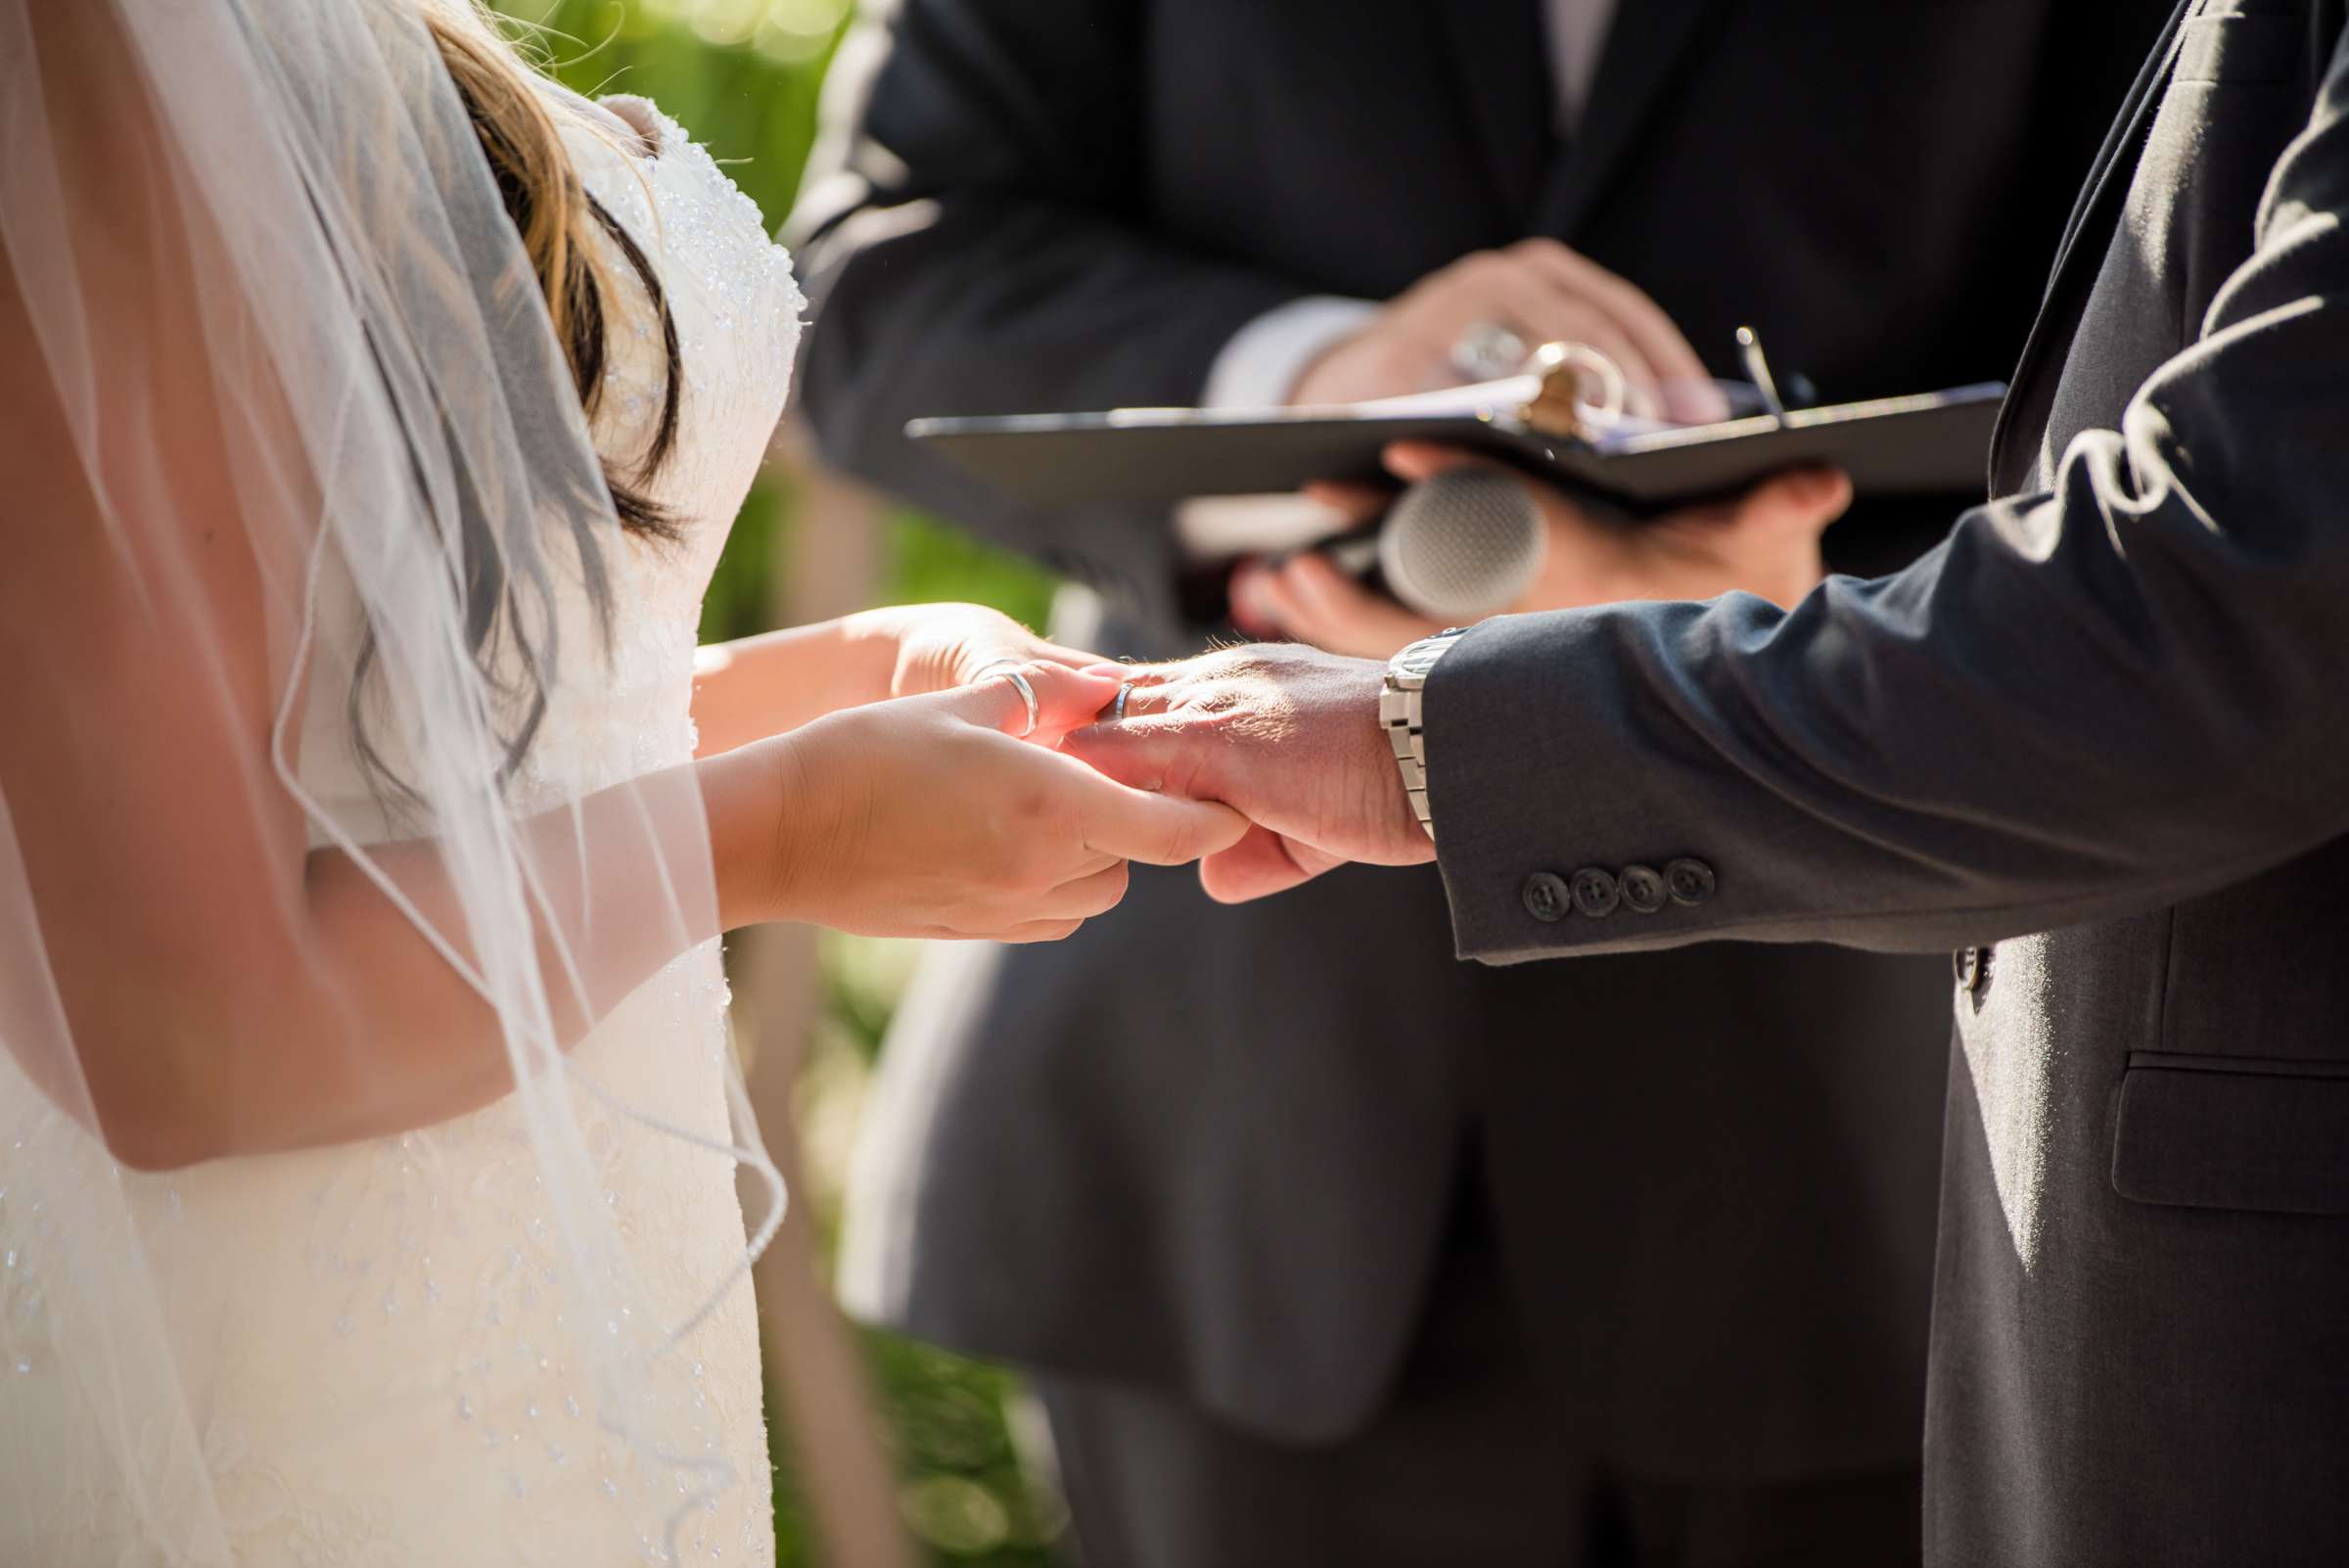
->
[[790, 0, 1303, 580], [1426, 26, 2349, 964]]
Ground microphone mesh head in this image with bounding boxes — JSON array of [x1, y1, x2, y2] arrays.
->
[[1378, 469, 1546, 621]]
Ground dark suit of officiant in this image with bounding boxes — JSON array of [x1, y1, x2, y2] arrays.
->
[[793, 2, 2164, 1561]]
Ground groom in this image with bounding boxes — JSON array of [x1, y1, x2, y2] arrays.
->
[[1067, 2, 2349, 1563]]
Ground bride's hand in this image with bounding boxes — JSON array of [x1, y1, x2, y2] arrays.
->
[[857, 602, 1104, 700], [738, 662, 1247, 941], [692, 604, 1107, 757]]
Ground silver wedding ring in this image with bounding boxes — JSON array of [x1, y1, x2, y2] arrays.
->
[[996, 669, 1039, 737], [969, 657, 1025, 684], [1451, 320, 1530, 384], [1112, 681, 1134, 722]]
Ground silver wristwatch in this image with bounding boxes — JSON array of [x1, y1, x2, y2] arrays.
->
[[1379, 629, 1468, 842]]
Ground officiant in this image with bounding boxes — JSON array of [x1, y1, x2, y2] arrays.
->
[[791, 1, 2164, 1561]]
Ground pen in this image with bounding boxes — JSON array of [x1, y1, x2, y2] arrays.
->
[[1736, 325, 1789, 422]]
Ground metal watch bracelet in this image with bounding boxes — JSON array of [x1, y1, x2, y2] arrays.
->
[[1380, 629, 1468, 843]]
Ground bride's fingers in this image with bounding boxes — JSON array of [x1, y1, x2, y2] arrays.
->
[[960, 638, 1106, 682], [1081, 659, 1177, 681], [1030, 637, 1112, 669], [991, 916, 1088, 945], [1057, 848, 1124, 880], [1044, 859, 1130, 920], [1061, 759, 1248, 864], [942, 662, 1122, 742], [1060, 715, 1199, 797], [1025, 662, 1134, 746]]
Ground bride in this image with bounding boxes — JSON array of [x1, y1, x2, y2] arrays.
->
[[0, 1, 1239, 1561]]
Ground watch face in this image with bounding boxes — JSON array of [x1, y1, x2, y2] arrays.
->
[[1396, 631, 1465, 680]]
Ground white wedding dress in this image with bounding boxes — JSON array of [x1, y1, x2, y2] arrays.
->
[[0, 90, 802, 1566]]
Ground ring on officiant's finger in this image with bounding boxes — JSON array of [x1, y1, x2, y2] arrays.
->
[[993, 669, 1038, 737], [1451, 319, 1530, 384]]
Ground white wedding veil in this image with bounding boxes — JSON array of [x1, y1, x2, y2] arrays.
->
[[0, 0, 779, 1558]]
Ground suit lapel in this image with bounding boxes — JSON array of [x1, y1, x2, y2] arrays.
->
[[1535, 0, 1722, 236], [1988, 0, 2198, 492], [2046, 0, 2198, 299], [1430, 0, 1555, 222]]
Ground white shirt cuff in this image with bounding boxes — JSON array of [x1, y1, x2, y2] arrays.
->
[[1198, 295, 1379, 409], [1175, 297, 1379, 562]]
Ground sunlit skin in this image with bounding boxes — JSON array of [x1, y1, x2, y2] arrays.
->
[[1250, 230, 1848, 662], [1288, 238, 1728, 423], [1229, 443, 1850, 661], [0, 92, 1239, 1169]]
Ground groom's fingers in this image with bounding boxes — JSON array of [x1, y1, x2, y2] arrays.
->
[[1089, 677, 1186, 726], [944, 661, 1121, 744], [1197, 823, 1327, 903], [1079, 663, 1182, 721]]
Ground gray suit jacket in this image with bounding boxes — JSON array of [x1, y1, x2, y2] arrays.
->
[[804, 0, 2157, 1473], [1427, 1, 2349, 1559]]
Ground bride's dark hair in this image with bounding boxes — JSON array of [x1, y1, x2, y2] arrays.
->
[[355, 4, 687, 801]]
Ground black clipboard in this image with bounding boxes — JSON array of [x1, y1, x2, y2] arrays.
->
[[907, 382, 2004, 517]]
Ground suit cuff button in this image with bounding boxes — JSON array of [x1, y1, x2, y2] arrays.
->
[[1664, 857, 1716, 906], [1522, 871, 1571, 922], [1619, 864, 1667, 913], [1570, 867, 1621, 917]]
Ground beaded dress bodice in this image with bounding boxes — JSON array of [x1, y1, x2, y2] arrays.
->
[[0, 93, 802, 1566]]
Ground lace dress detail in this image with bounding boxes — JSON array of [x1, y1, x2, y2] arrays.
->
[[0, 94, 802, 1566]]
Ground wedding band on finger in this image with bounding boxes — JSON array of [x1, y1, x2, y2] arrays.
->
[[968, 656, 1026, 686], [995, 669, 1039, 737], [1112, 681, 1134, 721]]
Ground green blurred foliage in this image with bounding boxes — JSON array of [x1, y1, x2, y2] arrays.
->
[[493, 4, 1060, 1563], [500, 0, 1054, 643]]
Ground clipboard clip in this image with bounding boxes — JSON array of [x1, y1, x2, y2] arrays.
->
[[1516, 327, 1797, 438], [1516, 341, 1629, 439]]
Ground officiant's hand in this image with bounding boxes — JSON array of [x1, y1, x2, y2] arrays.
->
[[1062, 644, 1428, 904], [1288, 240, 1728, 424], [1228, 443, 1847, 660]]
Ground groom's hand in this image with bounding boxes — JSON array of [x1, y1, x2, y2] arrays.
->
[[1063, 644, 1435, 903]]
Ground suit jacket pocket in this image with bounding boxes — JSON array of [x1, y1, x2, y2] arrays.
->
[[2112, 1051, 2349, 1215]]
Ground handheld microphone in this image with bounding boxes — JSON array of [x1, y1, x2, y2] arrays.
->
[[1319, 468, 1546, 622]]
